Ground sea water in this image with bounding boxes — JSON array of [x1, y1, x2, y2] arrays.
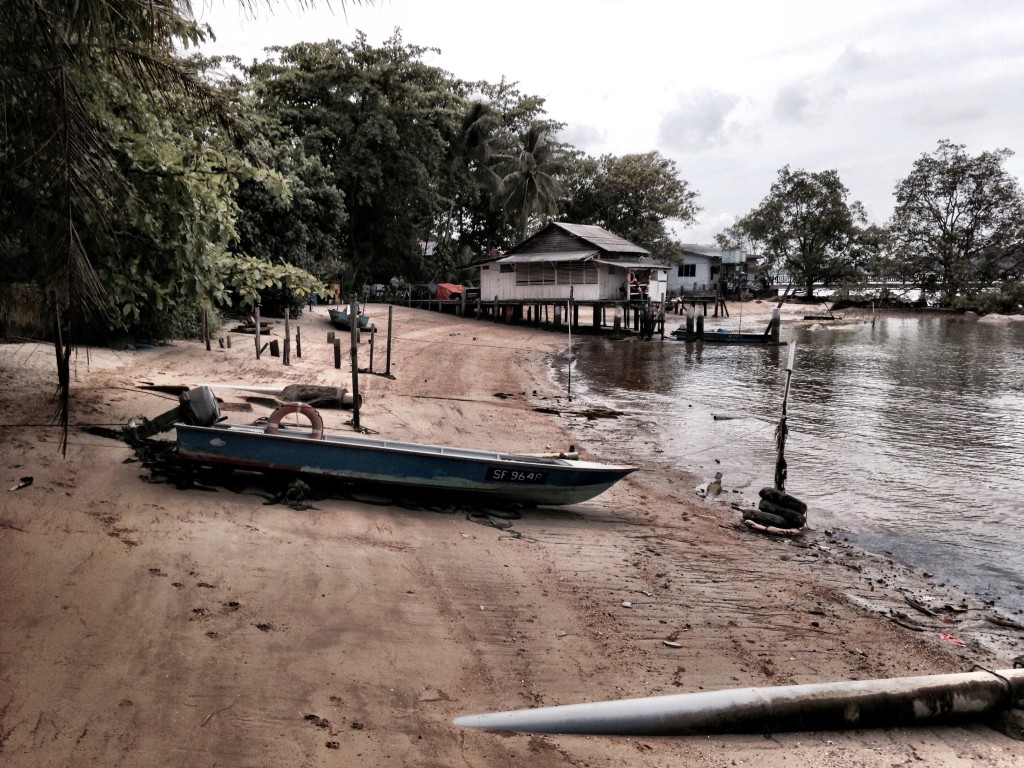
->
[[557, 314, 1024, 615]]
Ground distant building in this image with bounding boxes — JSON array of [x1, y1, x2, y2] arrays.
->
[[666, 244, 752, 295], [478, 223, 668, 304]]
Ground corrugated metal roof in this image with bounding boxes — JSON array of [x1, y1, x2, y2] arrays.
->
[[507, 222, 651, 256], [496, 251, 598, 264], [554, 223, 650, 254], [595, 259, 669, 270], [680, 243, 724, 258]]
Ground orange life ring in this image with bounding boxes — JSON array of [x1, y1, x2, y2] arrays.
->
[[627, 271, 637, 285], [265, 402, 325, 440]]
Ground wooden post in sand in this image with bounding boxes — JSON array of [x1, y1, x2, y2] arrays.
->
[[367, 325, 375, 373], [254, 305, 262, 359], [774, 341, 797, 492], [385, 305, 394, 377], [349, 296, 361, 431], [296, 326, 301, 358], [283, 306, 291, 365], [202, 309, 210, 351]]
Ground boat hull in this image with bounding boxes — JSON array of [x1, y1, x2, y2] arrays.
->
[[328, 309, 370, 330], [175, 423, 636, 505], [671, 329, 780, 344]]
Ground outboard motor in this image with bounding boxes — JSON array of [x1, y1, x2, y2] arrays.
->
[[123, 386, 222, 444]]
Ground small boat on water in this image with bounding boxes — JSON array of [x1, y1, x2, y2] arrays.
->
[[670, 327, 781, 344], [328, 308, 370, 331], [126, 387, 637, 506]]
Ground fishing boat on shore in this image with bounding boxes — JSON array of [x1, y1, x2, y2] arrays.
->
[[125, 387, 637, 506], [328, 307, 370, 331]]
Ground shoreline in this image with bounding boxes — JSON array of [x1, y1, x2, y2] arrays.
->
[[1, 304, 1022, 766]]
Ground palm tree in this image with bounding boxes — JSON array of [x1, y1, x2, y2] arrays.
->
[[440, 100, 500, 246], [0, 1, 360, 449], [494, 123, 565, 242]]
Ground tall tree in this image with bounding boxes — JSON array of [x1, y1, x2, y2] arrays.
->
[[494, 124, 565, 241], [731, 166, 865, 298], [889, 139, 1024, 305], [438, 100, 499, 248], [438, 80, 559, 257], [560, 150, 700, 261], [245, 33, 462, 286], [1, 0, 233, 446], [0, 2, 330, 447]]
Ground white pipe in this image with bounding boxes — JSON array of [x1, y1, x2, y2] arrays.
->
[[454, 669, 1024, 736]]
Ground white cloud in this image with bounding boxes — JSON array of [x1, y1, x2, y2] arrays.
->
[[195, 0, 1024, 241], [556, 124, 608, 153], [657, 90, 741, 152]]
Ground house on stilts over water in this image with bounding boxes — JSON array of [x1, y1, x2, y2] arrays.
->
[[476, 223, 669, 333]]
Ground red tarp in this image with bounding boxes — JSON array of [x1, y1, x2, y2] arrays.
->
[[434, 283, 464, 300]]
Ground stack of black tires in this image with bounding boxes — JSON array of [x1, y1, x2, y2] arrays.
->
[[742, 487, 807, 532]]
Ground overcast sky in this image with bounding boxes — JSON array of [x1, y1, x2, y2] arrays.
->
[[197, 0, 1024, 245]]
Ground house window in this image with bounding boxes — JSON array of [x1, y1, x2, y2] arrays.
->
[[557, 263, 599, 285], [499, 264, 514, 273], [514, 262, 599, 286], [678, 263, 696, 278]]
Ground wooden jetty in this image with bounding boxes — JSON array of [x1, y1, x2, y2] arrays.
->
[[363, 289, 729, 341]]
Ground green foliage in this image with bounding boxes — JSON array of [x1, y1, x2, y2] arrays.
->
[[436, 83, 560, 257], [232, 143, 349, 279], [951, 280, 1024, 314], [560, 150, 700, 261], [243, 33, 462, 287], [131, 300, 216, 342], [217, 253, 324, 311], [730, 166, 865, 298], [494, 124, 567, 241], [889, 140, 1024, 306], [0, 0, 237, 329]]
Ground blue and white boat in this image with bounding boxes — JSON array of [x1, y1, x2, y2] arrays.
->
[[328, 308, 370, 331], [128, 387, 636, 506]]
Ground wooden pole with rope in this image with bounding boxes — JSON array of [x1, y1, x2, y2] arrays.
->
[[349, 296, 361, 432], [744, 339, 808, 534], [567, 287, 573, 401], [774, 341, 797, 492]]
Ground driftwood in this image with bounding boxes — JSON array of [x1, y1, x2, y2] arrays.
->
[[242, 386, 357, 410], [532, 405, 624, 419], [140, 383, 356, 411]]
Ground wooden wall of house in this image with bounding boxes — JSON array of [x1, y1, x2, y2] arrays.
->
[[479, 262, 667, 303]]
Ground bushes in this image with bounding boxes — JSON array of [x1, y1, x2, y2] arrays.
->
[[953, 281, 1024, 315]]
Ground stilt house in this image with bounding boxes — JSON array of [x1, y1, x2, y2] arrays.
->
[[478, 223, 667, 304]]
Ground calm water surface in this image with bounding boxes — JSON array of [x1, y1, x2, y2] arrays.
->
[[558, 315, 1024, 614]]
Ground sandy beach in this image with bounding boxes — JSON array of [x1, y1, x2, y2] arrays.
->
[[1, 301, 1022, 766]]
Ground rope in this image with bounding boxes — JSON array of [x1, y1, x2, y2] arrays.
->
[[466, 509, 523, 539], [971, 663, 1015, 704]]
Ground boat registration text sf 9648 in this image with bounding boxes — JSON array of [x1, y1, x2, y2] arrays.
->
[[485, 468, 548, 484]]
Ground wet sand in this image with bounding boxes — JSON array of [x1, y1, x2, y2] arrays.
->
[[1, 302, 1022, 766]]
